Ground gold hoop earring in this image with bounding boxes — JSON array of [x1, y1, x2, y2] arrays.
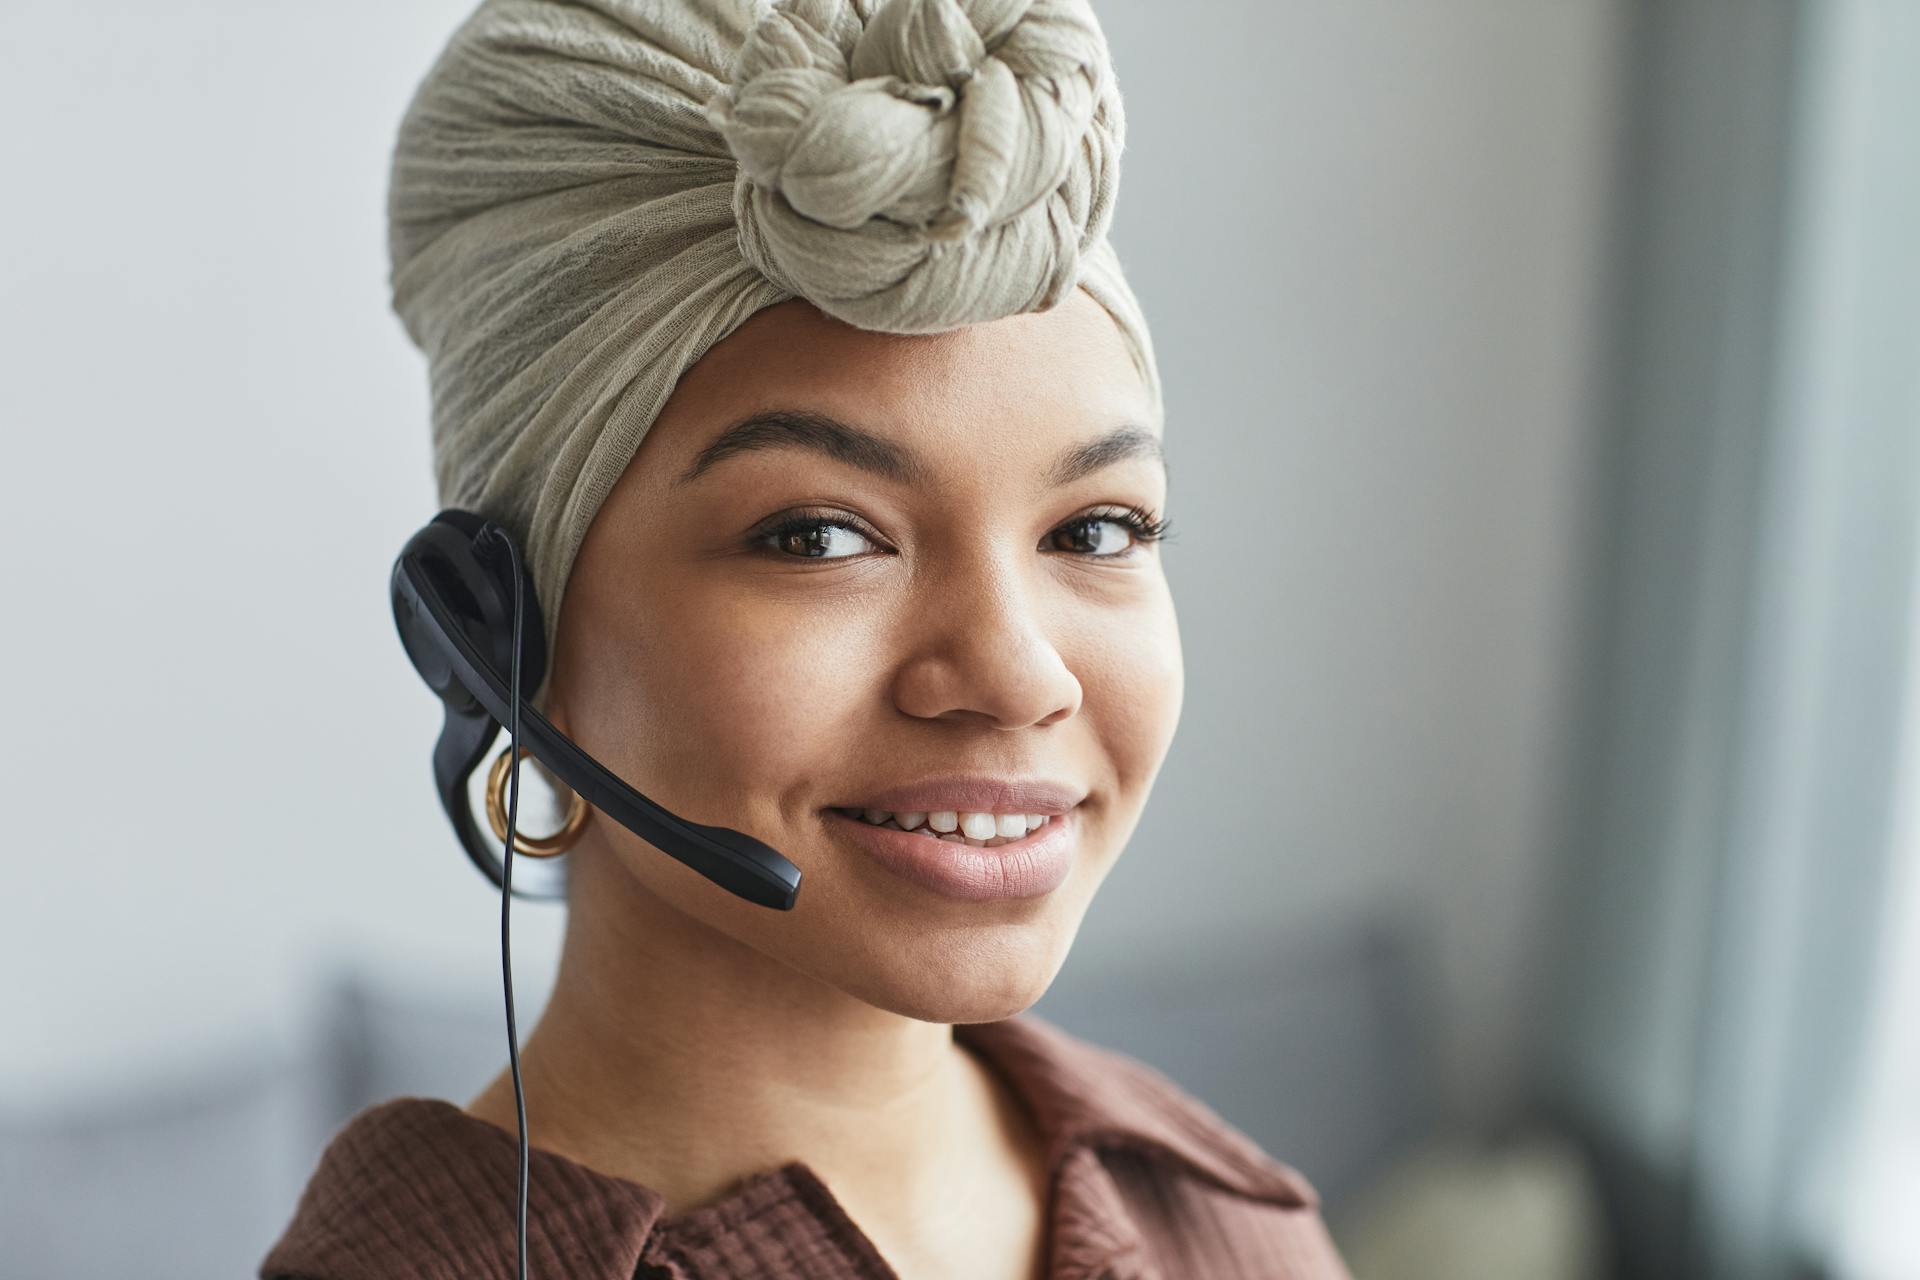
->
[[485, 745, 589, 857]]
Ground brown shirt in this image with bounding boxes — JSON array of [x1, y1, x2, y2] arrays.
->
[[259, 1011, 1352, 1279]]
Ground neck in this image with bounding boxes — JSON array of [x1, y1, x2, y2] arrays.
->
[[463, 839, 1039, 1228]]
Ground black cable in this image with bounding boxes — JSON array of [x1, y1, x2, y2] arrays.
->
[[488, 525, 532, 1280]]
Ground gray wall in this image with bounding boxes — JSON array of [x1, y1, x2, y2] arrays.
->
[[1086, 0, 1622, 1125], [0, 0, 1620, 1140]]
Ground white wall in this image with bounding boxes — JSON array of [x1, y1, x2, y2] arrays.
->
[[0, 0, 521, 1103], [0, 0, 1620, 1124]]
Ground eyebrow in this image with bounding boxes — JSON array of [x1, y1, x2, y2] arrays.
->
[[673, 408, 1167, 488]]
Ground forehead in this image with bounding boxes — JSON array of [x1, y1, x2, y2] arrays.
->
[[644, 289, 1157, 470]]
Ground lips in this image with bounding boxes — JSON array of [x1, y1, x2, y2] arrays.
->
[[825, 805, 1077, 902]]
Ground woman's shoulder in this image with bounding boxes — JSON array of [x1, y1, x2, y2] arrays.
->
[[964, 1013, 1354, 1277], [256, 1096, 667, 1280]]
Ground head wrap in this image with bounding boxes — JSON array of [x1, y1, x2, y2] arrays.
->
[[388, 0, 1162, 714]]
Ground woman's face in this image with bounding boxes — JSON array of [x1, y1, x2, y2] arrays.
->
[[547, 289, 1181, 1024]]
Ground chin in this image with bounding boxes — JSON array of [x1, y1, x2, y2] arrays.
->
[[821, 919, 1077, 1025]]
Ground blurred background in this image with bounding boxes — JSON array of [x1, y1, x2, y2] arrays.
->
[[2, 1, 1915, 1277]]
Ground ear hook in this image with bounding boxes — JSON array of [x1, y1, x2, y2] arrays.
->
[[388, 511, 803, 909]]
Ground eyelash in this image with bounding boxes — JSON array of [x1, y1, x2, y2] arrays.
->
[[754, 504, 1175, 561]]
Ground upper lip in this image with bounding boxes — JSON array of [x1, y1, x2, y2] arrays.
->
[[830, 775, 1088, 817]]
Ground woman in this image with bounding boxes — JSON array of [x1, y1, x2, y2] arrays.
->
[[263, 0, 1351, 1276]]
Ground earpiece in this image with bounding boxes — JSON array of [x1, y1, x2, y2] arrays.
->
[[390, 509, 803, 908]]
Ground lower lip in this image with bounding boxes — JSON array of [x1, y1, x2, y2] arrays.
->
[[824, 807, 1078, 902]]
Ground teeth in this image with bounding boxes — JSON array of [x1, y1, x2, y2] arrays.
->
[[839, 806, 1055, 849]]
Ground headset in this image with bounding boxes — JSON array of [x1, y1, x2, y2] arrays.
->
[[390, 508, 804, 1279]]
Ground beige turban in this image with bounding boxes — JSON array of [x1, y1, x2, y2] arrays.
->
[[388, 0, 1162, 714]]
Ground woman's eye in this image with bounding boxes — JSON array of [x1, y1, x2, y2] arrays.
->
[[757, 516, 879, 560], [1047, 511, 1167, 558]]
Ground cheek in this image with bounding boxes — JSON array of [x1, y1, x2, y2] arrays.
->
[[565, 569, 1182, 826], [1081, 588, 1184, 794], [590, 585, 880, 816]]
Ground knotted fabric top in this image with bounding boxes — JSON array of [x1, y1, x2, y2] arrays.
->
[[388, 0, 1162, 713]]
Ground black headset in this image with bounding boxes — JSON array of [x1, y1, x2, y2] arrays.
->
[[389, 508, 804, 1278], [390, 507, 803, 908]]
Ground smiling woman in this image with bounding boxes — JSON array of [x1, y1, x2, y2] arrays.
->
[[260, 0, 1350, 1277], [526, 292, 1187, 1029]]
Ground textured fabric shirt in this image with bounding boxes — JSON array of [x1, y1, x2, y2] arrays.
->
[[259, 1011, 1352, 1279]]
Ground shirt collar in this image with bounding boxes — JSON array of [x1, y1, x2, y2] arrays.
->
[[957, 1012, 1318, 1210]]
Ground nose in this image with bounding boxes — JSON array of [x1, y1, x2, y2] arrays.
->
[[889, 547, 1083, 730]]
